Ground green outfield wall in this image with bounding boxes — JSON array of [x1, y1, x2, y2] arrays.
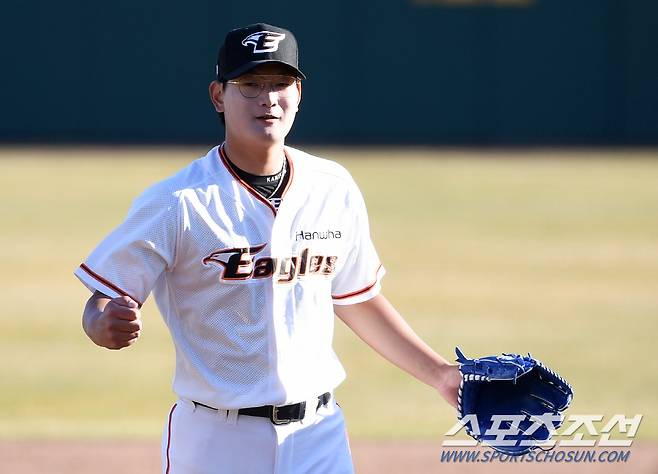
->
[[2, 0, 657, 144]]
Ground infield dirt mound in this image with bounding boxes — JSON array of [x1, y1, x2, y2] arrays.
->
[[1, 440, 655, 473]]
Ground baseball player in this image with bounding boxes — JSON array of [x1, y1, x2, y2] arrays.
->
[[75, 23, 461, 473]]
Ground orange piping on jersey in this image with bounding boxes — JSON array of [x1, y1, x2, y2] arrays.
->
[[280, 148, 294, 199], [332, 263, 383, 300], [219, 144, 275, 215], [165, 403, 177, 474], [218, 143, 293, 217], [79, 263, 144, 308]]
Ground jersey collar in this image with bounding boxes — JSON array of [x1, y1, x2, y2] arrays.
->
[[217, 142, 295, 217]]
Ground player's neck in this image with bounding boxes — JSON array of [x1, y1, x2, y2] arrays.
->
[[222, 139, 285, 176]]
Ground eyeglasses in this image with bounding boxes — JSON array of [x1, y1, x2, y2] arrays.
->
[[226, 75, 299, 99]]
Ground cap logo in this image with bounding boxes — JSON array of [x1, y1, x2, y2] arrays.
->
[[242, 31, 286, 53]]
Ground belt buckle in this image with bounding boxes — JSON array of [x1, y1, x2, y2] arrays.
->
[[271, 401, 306, 425]]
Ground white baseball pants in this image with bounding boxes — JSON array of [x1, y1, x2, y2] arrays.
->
[[161, 396, 354, 473]]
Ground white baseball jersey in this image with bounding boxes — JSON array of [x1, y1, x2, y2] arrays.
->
[[75, 144, 385, 409]]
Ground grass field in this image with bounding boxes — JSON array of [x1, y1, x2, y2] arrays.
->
[[1, 146, 656, 442]]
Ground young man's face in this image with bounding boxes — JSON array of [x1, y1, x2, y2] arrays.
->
[[210, 63, 302, 146]]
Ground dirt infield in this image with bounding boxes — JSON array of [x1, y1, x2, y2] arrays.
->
[[1, 440, 655, 473]]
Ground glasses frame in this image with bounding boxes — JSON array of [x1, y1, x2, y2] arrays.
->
[[225, 75, 300, 99]]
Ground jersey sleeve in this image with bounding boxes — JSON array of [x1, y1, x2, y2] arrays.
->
[[331, 179, 386, 305], [73, 186, 179, 307]]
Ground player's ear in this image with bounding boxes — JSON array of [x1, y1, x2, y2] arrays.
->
[[209, 80, 225, 113], [296, 80, 302, 107]]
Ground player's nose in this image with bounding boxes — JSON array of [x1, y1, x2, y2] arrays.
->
[[259, 89, 279, 107]]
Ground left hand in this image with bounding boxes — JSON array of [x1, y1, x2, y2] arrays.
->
[[436, 363, 461, 409]]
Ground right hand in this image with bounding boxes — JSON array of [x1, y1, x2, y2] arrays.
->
[[85, 295, 142, 350]]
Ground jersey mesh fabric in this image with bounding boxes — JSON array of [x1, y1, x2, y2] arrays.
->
[[75, 145, 385, 409], [76, 182, 179, 305], [163, 188, 276, 405]]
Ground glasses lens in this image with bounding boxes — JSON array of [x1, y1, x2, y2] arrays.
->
[[270, 76, 297, 97], [238, 81, 263, 99], [237, 76, 297, 98]]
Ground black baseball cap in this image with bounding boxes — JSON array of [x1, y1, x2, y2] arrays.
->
[[216, 23, 306, 81]]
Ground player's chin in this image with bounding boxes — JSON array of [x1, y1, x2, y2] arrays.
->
[[250, 122, 292, 142]]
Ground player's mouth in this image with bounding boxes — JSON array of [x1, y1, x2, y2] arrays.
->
[[256, 114, 280, 122]]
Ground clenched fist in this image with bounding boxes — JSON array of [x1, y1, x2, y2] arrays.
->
[[83, 292, 142, 350]]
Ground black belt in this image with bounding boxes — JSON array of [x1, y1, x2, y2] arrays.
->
[[193, 392, 331, 425]]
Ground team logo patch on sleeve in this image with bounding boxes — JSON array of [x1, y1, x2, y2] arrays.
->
[[241, 31, 286, 53], [203, 245, 337, 284]]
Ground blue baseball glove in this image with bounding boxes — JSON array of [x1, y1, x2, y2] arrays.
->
[[455, 347, 573, 456]]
